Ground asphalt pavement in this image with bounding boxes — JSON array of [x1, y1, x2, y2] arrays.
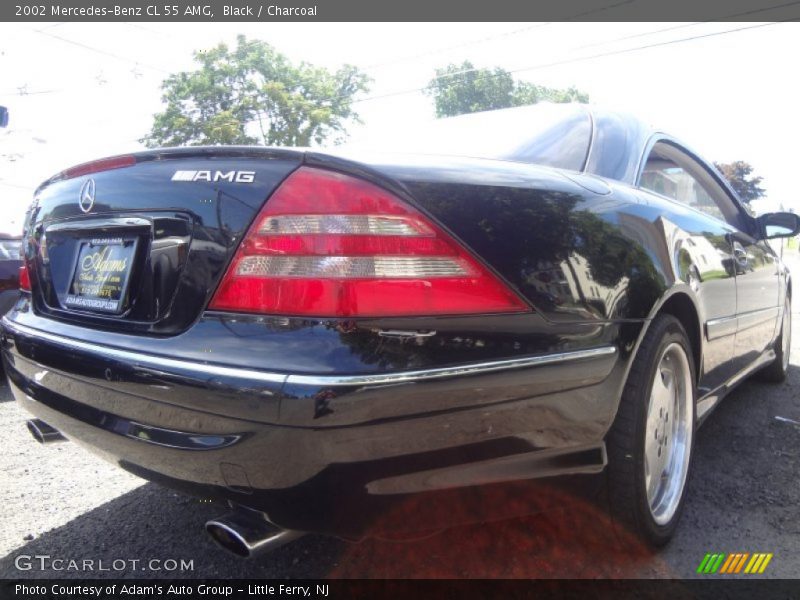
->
[[1, 258, 799, 579]]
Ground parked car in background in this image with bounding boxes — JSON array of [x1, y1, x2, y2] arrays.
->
[[0, 204, 25, 374], [0, 232, 22, 316], [2, 104, 797, 557], [0, 106, 20, 319]]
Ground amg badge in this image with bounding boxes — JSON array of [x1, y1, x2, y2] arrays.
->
[[172, 170, 256, 183]]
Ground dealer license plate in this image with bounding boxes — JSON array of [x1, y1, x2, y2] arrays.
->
[[64, 237, 138, 313]]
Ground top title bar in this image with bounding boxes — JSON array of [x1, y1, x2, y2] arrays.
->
[[3, 0, 800, 22]]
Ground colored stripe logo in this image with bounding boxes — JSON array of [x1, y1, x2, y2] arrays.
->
[[697, 552, 773, 574]]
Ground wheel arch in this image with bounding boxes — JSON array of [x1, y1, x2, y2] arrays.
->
[[653, 291, 703, 383], [607, 285, 704, 435], [604, 288, 700, 545]]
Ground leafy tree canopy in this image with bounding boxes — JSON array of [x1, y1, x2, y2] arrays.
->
[[714, 160, 766, 204], [142, 35, 370, 148], [424, 61, 589, 118]]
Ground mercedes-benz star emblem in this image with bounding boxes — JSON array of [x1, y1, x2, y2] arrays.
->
[[78, 179, 96, 213]]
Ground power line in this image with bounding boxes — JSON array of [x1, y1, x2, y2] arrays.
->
[[355, 0, 795, 76], [360, 23, 553, 72], [34, 28, 169, 74], [7, 0, 798, 103], [0, 87, 63, 96], [574, 22, 705, 51], [0, 68, 158, 96], [359, 0, 639, 73], [5, 11, 799, 134], [348, 20, 794, 106], [507, 19, 795, 77], [574, 0, 800, 51], [349, 0, 800, 105], [1, 23, 169, 96], [233, 18, 793, 133]]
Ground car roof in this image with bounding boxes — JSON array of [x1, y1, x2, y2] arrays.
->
[[412, 103, 662, 185], [581, 104, 659, 184]]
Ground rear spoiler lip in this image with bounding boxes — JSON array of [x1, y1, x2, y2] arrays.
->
[[35, 146, 309, 196]]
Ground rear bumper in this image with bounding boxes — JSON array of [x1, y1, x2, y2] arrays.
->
[[2, 316, 625, 537]]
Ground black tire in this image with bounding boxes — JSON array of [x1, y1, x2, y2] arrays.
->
[[606, 314, 696, 547], [756, 295, 791, 383]]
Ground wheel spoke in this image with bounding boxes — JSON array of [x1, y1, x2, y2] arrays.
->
[[651, 367, 672, 411], [647, 462, 660, 500], [644, 429, 659, 489], [643, 342, 693, 526]]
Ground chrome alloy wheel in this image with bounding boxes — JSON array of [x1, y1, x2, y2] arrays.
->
[[782, 297, 791, 372], [644, 342, 693, 525]]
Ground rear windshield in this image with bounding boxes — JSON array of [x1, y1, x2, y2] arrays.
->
[[348, 103, 592, 172]]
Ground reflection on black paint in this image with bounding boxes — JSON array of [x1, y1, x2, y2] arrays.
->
[[326, 320, 563, 371], [410, 183, 666, 320]]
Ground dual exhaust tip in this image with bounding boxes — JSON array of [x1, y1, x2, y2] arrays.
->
[[26, 419, 66, 444], [25, 419, 298, 559], [205, 510, 303, 558]]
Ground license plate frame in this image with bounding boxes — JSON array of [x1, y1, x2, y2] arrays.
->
[[64, 236, 139, 314]]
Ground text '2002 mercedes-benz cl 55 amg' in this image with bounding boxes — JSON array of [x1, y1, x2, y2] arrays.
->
[[3, 104, 796, 557]]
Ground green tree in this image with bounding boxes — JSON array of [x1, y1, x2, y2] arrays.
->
[[714, 160, 765, 204], [514, 82, 589, 106], [142, 35, 370, 148], [423, 61, 589, 118]]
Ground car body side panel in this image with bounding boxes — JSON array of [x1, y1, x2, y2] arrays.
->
[[630, 190, 741, 392], [308, 151, 751, 394], [311, 151, 776, 397], [729, 232, 782, 372], [310, 151, 670, 324], [630, 131, 784, 391]]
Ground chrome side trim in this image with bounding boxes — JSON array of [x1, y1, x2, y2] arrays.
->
[[735, 306, 780, 332], [45, 216, 152, 233], [284, 346, 617, 386], [2, 318, 287, 385], [2, 317, 616, 388], [125, 420, 242, 450], [706, 307, 781, 341], [377, 329, 437, 338], [706, 314, 737, 341]]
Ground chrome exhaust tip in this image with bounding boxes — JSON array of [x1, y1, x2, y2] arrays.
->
[[205, 510, 303, 558], [26, 419, 66, 444]]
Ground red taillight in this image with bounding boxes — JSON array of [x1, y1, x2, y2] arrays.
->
[[61, 155, 136, 180], [209, 167, 528, 317], [19, 264, 31, 292]]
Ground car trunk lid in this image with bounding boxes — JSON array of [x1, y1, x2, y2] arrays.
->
[[26, 148, 304, 334]]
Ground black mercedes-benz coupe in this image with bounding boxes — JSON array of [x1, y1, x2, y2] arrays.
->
[[3, 104, 796, 556]]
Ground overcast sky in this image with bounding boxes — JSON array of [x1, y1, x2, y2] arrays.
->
[[1, 21, 797, 231]]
